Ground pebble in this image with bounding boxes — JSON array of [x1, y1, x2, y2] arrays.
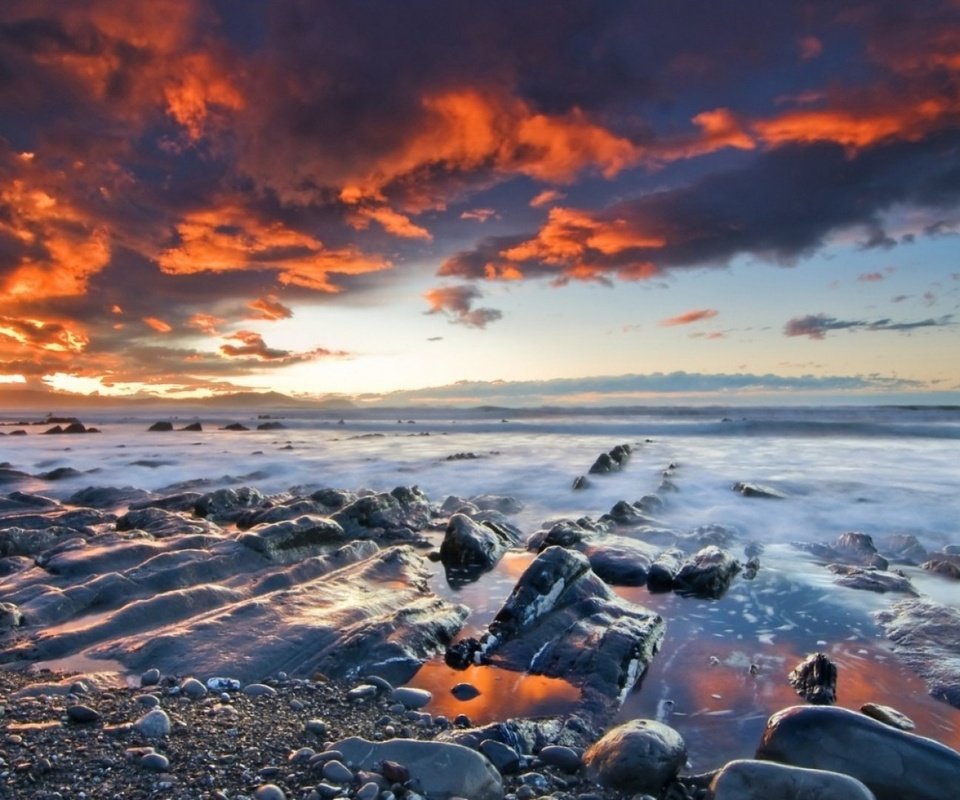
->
[[481, 739, 520, 775], [454, 714, 472, 727], [253, 784, 286, 800], [140, 668, 161, 687], [134, 694, 160, 708], [134, 709, 171, 738], [207, 677, 241, 692], [66, 704, 100, 724], [304, 719, 327, 736], [451, 682, 480, 700], [243, 683, 278, 697], [364, 675, 394, 693], [380, 760, 409, 783], [289, 747, 316, 764], [347, 684, 378, 701], [321, 759, 354, 783], [391, 687, 432, 709], [538, 745, 582, 773], [356, 782, 380, 800], [314, 785, 341, 799], [139, 752, 170, 771], [180, 677, 207, 698]]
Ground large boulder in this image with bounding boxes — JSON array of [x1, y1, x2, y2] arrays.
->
[[828, 565, 918, 595], [194, 487, 267, 522], [756, 705, 960, 800], [710, 759, 876, 800], [238, 515, 348, 562], [439, 513, 518, 580], [332, 486, 433, 538], [332, 737, 502, 800], [446, 547, 665, 724], [582, 719, 686, 794], [673, 545, 741, 598]]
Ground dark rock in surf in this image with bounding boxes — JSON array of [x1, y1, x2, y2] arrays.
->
[[0, 467, 32, 484], [603, 500, 653, 527], [256, 421, 286, 430], [788, 652, 837, 705], [221, 423, 250, 431], [36, 467, 84, 481], [800, 531, 889, 570], [647, 548, 684, 591], [921, 553, 960, 579], [116, 506, 221, 537], [588, 454, 617, 474], [235, 500, 329, 530], [470, 495, 524, 515], [147, 421, 174, 432], [440, 513, 518, 578], [43, 425, 64, 435], [309, 488, 357, 511], [0, 491, 59, 516], [194, 487, 266, 522], [732, 481, 786, 499], [756, 704, 960, 800], [69, 486, 156, 509], [239, 515, 348, 563], [63, 422, 91, 434], [881, 533, 928, 565], [179, 421, 203, 431], [828, 564, 918, 594], [673, 545, 741, 598], [332, 486, 432, 539]]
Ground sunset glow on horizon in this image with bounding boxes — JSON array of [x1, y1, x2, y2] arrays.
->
[[1, 2, 959, 405]]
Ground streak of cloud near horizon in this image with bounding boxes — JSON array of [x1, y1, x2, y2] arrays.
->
[[1, 1, 959, 402]]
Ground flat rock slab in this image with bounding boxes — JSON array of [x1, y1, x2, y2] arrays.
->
[[756, 705, 960, 800], [332, 736, 503, 800], [711, 758, 876, 800], [876, 599, 960, 708]]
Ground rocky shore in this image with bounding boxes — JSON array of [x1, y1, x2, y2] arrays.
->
[[2, 430, 960, 799]]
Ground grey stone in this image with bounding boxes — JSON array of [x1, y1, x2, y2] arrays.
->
[[392, 687, 432, 709], [538, 745, 581, 773], [243, 683, 278, 697], [180, 677, 207, 698], [253, 785, 287, 800], [322, 759, 354, 783], [732, 481, 785, 499], [860, 703, 915, 731], [828, 564, 918, 595], [141, 668, 161, 686], [440, 514, 517, 578], [756, 704, 960, 800], [134, 709, 171, 738], [673, 545, 741, 598], [348, 684, 379, 701], [710, 759, 876, 800], [140, 752, 170, 771], [239, 515, 347, 563], [332, 736, 503, 800], [480, 739, 520, 775], [194, 487, 266, 522], [582, 719, 686, 793], [357, 782, 380, 800], [66, 704, 101, 723]]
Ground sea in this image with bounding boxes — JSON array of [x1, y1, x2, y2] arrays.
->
[[2, 403, 959, 769]]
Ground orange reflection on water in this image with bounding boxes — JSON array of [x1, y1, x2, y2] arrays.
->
[[411, 660, 581, 724]]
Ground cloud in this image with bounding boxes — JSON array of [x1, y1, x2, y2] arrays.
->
[[247, 295, 293, 321], [424, 285, 503, 329], [530, 189, 566, 208], [660, 308, 719, 326], [346, 206, 432, 240], [219, 330, 345, 363], [187, 313, 224, 335], [460, 208, 497, 223], [857, 271, 886, 282], [143, 316, 173, 333], [784, 313, 954, 339]]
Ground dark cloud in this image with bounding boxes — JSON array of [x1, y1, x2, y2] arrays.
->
[[784, 313, 954, 339], [424, 285, 503, 329]]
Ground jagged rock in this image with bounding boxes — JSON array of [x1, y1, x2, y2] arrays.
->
[[583, 719, 686, 794], [921, 553, 960, 579], [732, 481, 785, 499], [332, 486, 432, 538], [309, 488, 358, 511], [881, 534, 928, 565], [0, 525, 85, 557], [589, 454, 617, 474], [828, 564, 918, 594], [603, 500, 652, 527], [194, 487, 267, 522], [876, 599, 960, 708], [331, 737, 503, 800], [756, 704, 960, 800], [68, 486, 156, 509], [180, 422, 203, 432], [0, 602, 23, 629], [147, 422, 174, 432], [572, 476, 589, 491], [239, 515, 348, 562], [860, 703, 915, 731], [673, 546, 741, 598], [788, 652, 837, 705], [257, 421, 286, 430], [800, 532, 889, 570], [440, 513, 518, 580], [647, 548, 684, 591], [235, 501, 329, 530], [469, 495, 523, 515], [116, 507, 221, 537], [445, 547, 664, 724], [710, 759, 876, 800]]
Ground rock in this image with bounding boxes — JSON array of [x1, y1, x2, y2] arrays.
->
[[538, 745, 581, 773], [332, 486, 433, 538], [180, 677, 207, 698], [710, 759, 876, 800], [582, 719, 686, 794], [881, 534, 928, 565], [452, 683, 480, 701], [732, 481, 785, 499], [239, 515, 348, 562], [828, 564, 918, 594], [180, 422, 203, 432], [480, 739, 521, 775], [392, 687, 432, 709], [206, 677, 241, 692], [0, 602, 23, 629], [447, 547, 664, 725], [37, 466, 84, 481], [141, 668, 161, 686], [347, 684, 378, 701], [243, 683, 278, 697], [470, 495, 524, 515], [331, 737, 503, 800], [140, 752, 170, 771], [221, 423, 250, 431], [588, 454, 617, 474], [646, 548, 684, 591], [803, 532, 889, 570], [236, 501, 330, 530], [69, 486, 156, 510], [788, 653, 837, 705], [257, 421, 286, 430], [135, 709, 171, 738], [356, 782, 380, 800], [147, 422, 174, 432], [576, 537, 659, 586], [66, 704, 101, 723], [116, 506, 219, 537], [604, 500, 652, 527], [756, 704, 960, 800], [673, 545, 741, 598], [194, 487, 266, 521], [860, 703, 915, 731], [253, 785, 287, 800], [572, 476, 589, 490], [322, 759, 354, 783], [440, 513, 518, 580], [876, 599, 960, 708], [921, 554, 960, 579]]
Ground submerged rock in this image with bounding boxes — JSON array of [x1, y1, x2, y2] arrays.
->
[[710, 759, 876, 800], [756, 704, 960, 800], [582, 719, 686, 794], [921, 553, 960, 580], [732, 481, 785, 499], [331, 737, 503, 800]]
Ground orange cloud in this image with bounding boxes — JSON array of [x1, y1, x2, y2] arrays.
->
[[220, 330, 346, 362], [163, 50, 246, 140], [798, 36, 823, 60], [158, 204, 390, 292], [530, 189, 566, 208], [143, 316, 173, 333], [661, 309, 719, 326], [460, 208, 497, 222], [187, 313, 224, 335], [247, 296, 293, 321], [347, 206, 433, 240], [0, 316, 89, 353]]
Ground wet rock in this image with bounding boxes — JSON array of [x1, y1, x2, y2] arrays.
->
[[732, 481, 785, 499], [309, 488, 358, 511], [141, 668, 161, 686], [572, 476, 589, 490], [788, 652, 837, 705], [921, 553, 960, 579], [257, 421, 286, 430], [576, 537, 658, 586], [603, 500, 653, 527], [66, 704, 101, 723], [322, 759, 354, 783], [802, 532, 888, 569], [0, 525, 79, 557], [180, 677, 207, 698], [147, 422, 174, 432], [332, 486, 432, 538], [392, 687, 432, 709], [116, 506, 220, 537], [452, 683, 480, 700], [69, 486, 157, 510], [756, 704, 960, 800], [647, 548, 684, 591], [332, 737, 503, 800], [37, 466, 84, 481], [447, 547, 664, 724], [221, 423, 250, 431], [861, 702, 915, 731], [588, 454, 617, 475], [582, 719, 685, 794], [194, 487, 267, 522], [537, 745, 581, 773], [140, 752, 170, 771], [130, 491, 204, 513], [0, 602, 23, 629], [673, 545, 741, 598], [253, 785, 286, 800], [0, 467, 32, 484], [239, 515, 348, 563], [881, 534, 928, 565], [236, 501, 329, 530], [440, 716, 594, 756], [0, 491, 60, 516], [876, 599, 960, 708], [710, 759, 876, 800], [481, 739, 521, 775], [180, 422, 203, 432], [135, 708, 171, 738], [440, 514, 518, 578], [828, 564, 918, 594]]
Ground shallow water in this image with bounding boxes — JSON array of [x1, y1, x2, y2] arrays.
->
[[3, 405, 960, 762]]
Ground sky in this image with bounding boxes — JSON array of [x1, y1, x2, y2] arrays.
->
[[0, 0, 959, 406]]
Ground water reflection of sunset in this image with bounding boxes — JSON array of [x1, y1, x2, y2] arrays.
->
[[411, 660, 581, 724]]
